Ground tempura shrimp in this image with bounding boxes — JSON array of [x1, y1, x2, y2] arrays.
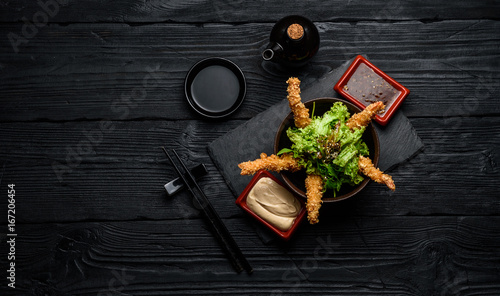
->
[[346, 101, 385, 130], [305, 174, 324, 224], [238, 153, 302, 176], [358, 155, 395, 191], [286, 77, 311, 128]]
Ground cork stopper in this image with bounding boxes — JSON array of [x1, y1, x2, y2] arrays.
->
[[287, 23, 304, 40]]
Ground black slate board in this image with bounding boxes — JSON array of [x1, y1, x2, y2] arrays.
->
[[208, 57, 424, 198], [207, 57, 424, 243]]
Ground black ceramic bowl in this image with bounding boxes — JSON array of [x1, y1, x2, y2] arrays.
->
[[274, 97, 380, 202], [185, 57, 246, 119]]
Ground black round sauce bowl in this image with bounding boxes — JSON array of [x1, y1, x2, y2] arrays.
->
[[184, 57, 246, 119], [274, 97, 380, 202]]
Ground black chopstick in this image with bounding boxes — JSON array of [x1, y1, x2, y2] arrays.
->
[[162, 147, 253, 274]]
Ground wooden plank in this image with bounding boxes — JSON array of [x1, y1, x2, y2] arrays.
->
[[0, 0, 499, 23], [0, 2, 497, 295], [8, 217, 500, 295], [0, 116, 498, 223], [1, 20, 499, 121]]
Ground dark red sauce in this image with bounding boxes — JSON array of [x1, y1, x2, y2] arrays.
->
[[344, 63, 401, 115]]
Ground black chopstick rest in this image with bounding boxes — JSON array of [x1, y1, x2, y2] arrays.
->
[[164, 164, 208, 196]]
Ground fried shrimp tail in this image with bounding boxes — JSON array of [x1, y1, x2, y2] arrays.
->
[[346, 101, 385, 130], [305, 174, 324, 224], [238, 153, 302, 175], [358, 155, 395, 191], [286, 77, 311, 128]]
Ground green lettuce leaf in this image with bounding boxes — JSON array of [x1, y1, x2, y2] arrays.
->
[[284, 102, 369, 196]]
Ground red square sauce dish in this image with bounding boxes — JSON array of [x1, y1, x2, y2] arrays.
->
[[334, 55, 410, 126], [235, 170, 306, 240]]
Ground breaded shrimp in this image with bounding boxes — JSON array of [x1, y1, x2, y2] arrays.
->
[[305, 174, 324, 224], [346, 101, 385, 130], [358, 155, 395, 191], [238, 153, 302, 175], [286, 77, 311, 128]]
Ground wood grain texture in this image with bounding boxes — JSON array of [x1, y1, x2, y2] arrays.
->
[[4, 217, 500, 295], [1, 20, 499, 122], [0, 1, 499, 294], [0, 0, 499, 23], [0, 117, 497, 223]]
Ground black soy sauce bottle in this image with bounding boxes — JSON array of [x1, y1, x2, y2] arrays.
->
[[262, 15, 320, 68]]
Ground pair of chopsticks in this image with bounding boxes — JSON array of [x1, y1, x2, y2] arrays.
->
[[162, 148, 253, 274]]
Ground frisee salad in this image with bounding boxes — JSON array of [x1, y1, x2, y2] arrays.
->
[[278, 102, 369, 196]]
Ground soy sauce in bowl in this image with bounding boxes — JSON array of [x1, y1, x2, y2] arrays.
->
[[190, 65, 240, 113], [185, 58, 246, 119]]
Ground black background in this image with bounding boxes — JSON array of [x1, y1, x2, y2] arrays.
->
[[0, 1, 499, 295]]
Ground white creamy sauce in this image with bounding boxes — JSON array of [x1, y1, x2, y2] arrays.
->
[[246, 177, 301, 231]]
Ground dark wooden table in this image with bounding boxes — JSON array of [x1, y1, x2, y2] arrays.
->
[[1, 1, 499, 295]]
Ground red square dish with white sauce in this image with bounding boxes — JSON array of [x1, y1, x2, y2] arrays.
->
[[235, 170, 306, 240]]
